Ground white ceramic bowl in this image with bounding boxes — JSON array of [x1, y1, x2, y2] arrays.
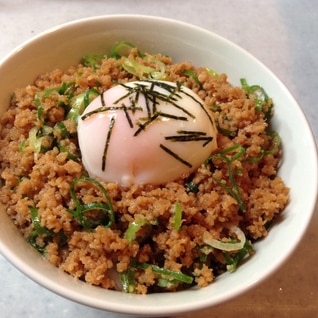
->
[[0, 15, 317, 317]]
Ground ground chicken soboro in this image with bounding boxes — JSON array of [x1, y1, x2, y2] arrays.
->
[[0, 45, 289, 294]]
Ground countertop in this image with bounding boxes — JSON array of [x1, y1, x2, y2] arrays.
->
[[0, 1, 317, 317]]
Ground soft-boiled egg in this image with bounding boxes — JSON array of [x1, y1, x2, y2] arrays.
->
[[77, 80, 217, 187]]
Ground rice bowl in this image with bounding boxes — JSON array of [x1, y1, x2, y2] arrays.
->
[[0, 15, 316, 316]]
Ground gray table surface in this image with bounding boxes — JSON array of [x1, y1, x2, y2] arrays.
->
[[1, 1, 318, 317]]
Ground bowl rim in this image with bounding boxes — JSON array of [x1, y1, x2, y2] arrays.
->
[[0, 14, 317, 316]]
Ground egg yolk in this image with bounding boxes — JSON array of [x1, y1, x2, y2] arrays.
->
[[77, 80, 217, 187]]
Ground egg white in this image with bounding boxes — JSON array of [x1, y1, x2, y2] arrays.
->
[[77, 80, 217, 187]]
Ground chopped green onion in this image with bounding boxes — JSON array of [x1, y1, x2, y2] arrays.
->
[[136, 262, 193, 285], [210, 104, 221, 111], [196, 245, 213, 266], [40, 125, 54, 136], [246, 131, 281, 162], [172, 202, 183, 231], [224, 240, 254, 272], [206, 153, 246, 212], [58, 82, 75, 95], [199, 253, 208, 263], [34, 82, 75, 121], [28, 206, 53, 253], [182, 69, 203, 90], [240, 78, 273, 122], [263, 130, 281, 155], [216, 125, 237, 137], [122, 57, 166, 80], [37, 106, 44, 121], [53, 122, 70, 139], [57, 141, 78, 161], [245, 147, 265, 162], [67, 88, 99, 123], [219, 144, 246, 162], [119, 259, 194, 292], [28, 207, 67, 254], [34, 93, 41, 108], [241, 81, 269, 105], [38, 82, 74, 100], [157, 278, 180, 288], [109, 41, 137, 59], [18, 139, 26, 153], [68, 177, 115, 230], [206, 68, 219, 78], [120, 267, 136, 293], [125, 218, 148, 242], [28, 126, 54, 153], [28, 127, 42, 153], [81, 54, 104, 70]]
